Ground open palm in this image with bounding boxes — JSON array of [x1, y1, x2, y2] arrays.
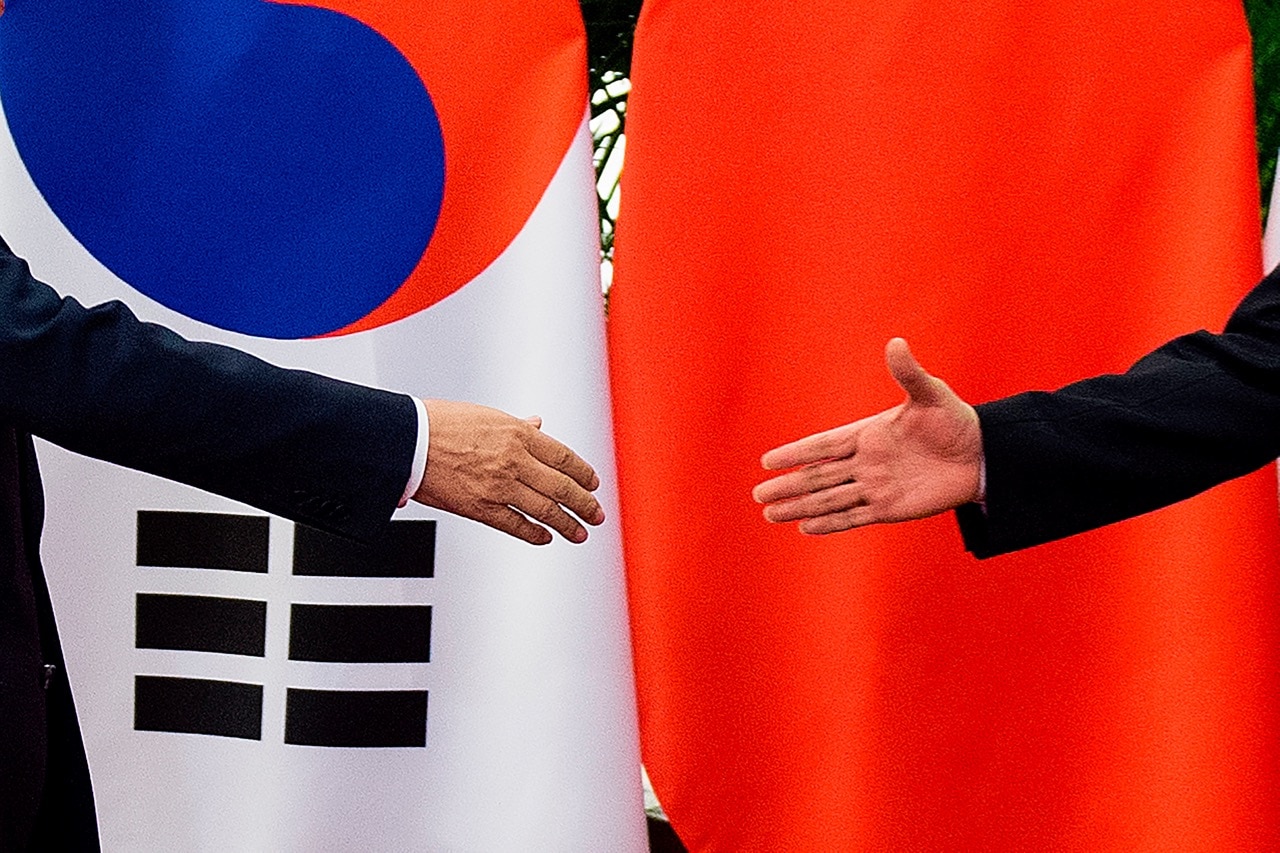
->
[[753, 339, 983, 534]]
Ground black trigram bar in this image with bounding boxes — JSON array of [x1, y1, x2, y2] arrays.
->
[[136, 593, 267, 657], [134, 676, 263, 740], [285, 688, 427, 748], [137, 510, 269, 573], [289, 604, 431, 663], [293, 520, 435, 578]]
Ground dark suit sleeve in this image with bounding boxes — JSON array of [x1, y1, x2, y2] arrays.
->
[[957, 266, 1280, 558], [0, 238, 416, 542]]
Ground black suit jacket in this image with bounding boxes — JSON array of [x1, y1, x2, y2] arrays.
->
[[0, 236, 418, 850], [957, 265, 1280, 559]]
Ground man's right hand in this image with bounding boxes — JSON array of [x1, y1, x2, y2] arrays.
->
[[753, 338, 983, 534], [412, 400, 605, 545]]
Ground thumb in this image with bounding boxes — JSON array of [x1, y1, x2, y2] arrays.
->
[[885, 338, 946, 405], [524, 415, 543, 430]]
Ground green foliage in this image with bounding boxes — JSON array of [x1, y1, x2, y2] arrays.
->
[[1246, 0, 1280, 222], [581, 0, 642, 282], [581, 0, 643, 97]]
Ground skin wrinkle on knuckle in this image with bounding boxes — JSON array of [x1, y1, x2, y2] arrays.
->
[[549, 475, 576, 503], [824, 490, 852, 514], [535, 497, 562, 524], [545, 473, 576, 507], [497, 510, 529, 537], [499, 453, 524, 476], [508, 427, 527, 449], [494, 479, 521, 503], [552, 444, 574, 469]]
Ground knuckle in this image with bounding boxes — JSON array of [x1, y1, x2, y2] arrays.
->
[[501, 430, 526, 455], [553, 477, 582, 504], [508, 513, 538, 537], [822, 462, 849, 488], [499, 453, 524, 476], [553, 444, 574, 469], [533, 496, 560, 521]]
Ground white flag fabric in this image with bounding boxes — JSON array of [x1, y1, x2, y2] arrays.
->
[[0, 1, 643, 850], [1265, 161, 1280, 275]]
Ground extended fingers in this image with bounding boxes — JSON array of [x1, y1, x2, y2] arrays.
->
[[508, 482, 590, 543], [760, 430, 851, 471], [517, 457, 605, 526], [524, 427, 600, 491], [479, 473, 593, 544], [753, 457, 859, 505], [477, 505, 554, 546], [760, 417, 874, 471], [762, 483, 864, 523], [798, 504, 881, 535]]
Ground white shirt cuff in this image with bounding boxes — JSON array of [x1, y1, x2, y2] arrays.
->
[[399, 397, 429, 508]]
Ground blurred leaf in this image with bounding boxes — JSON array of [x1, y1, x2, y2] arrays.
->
[[1246, 0, 1280, 223], [581, 0, 641, 294]]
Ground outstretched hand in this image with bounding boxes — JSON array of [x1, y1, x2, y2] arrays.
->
[[413, 400, 605, 545], [753, 338, 983, 534]]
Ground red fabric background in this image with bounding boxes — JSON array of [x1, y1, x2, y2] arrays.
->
[[610, 1, 1279, 849]]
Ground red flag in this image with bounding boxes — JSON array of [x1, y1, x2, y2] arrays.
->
[[609, 1, 1279, 849]]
